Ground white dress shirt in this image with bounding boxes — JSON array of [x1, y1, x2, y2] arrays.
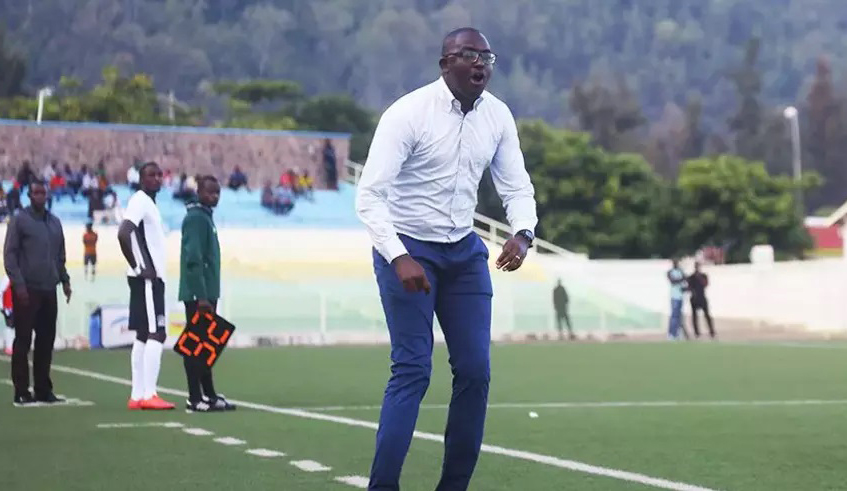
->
[[355, 77, 538, 262]]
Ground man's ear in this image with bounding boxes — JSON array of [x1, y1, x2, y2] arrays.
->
[[438, 56, 449, 73]]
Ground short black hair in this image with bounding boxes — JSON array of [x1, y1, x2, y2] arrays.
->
[[139, 161, 160, 175], [28, 179, 47, 191], [441, 27, 482, 55], [198, 175, 219, 192]]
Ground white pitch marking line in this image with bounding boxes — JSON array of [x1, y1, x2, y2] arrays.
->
[[4, 379, 95, 407], [3, 358, 719, 491], [290, 460, 332, 472], [183, 427, 214, 436], [334, 476, 369, 489], [214, 437, 246, 446], [13, 398, 95, 408], [295, 398, 847, 412], [97, 422, 184, 429], [723, 341, 847, 350], [246, 448, 286, 458]]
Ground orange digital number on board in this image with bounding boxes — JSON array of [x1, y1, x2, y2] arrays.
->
[[182, 310, 230, 366], [207, 320, 220, 343], [177, 331, 202, 356], [206, 323, 232, 345], [204, 343, 217, 367]]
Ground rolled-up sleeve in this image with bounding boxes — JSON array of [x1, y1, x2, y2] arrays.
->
[[355, 104, 414, 262], [490, 106, 538, 235]]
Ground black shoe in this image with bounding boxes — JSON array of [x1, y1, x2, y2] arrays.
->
[[13, 392, 36, 406], [185, 399, 220, 413], [35, 392, 65, 404], [208, 395, 236, 411]]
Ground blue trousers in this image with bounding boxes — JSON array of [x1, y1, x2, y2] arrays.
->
[[668, 298, 683, 338], [369, 233, 493, 491]]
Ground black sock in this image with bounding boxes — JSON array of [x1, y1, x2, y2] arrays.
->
[[200, 368, 217, 400], [183, 357, 203, 403]]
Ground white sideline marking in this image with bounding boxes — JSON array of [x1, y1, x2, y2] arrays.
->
[[2, 358, 719, 491], [183, 427, 214, 436], [298, 398, 847, 412], [335, 476, 369, 488], [214, 437, 246, 446], [246, 448, 285, 458], [290, 460, 331, 472], [97, 422, 183, 429], [4, 379, 95, 407], [725, 341, 847, 350], [12, 398, 94, 408]]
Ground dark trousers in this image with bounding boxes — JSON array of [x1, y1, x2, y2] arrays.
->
[[11, 288, 58, 397], [183, 300, 218, 403], [555, 307, 573, 338], [691, 297, 715, 338], [369, 233, 492, 491]]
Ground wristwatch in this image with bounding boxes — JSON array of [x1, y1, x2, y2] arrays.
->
[[516, 229, 534, 247]]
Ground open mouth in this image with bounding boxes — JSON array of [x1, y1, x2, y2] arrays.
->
[[470, 72, 486, 85]]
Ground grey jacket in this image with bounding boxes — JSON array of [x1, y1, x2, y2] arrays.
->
[[3, 207, 69, 291]]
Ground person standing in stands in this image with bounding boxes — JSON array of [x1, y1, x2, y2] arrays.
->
[[687, 262, 716, 339], [553, 279, 575, 340], [356, 28, 537, 490], [83, 223, 98, 282], [6, 182, 21, 215], [16, 161, 35, 190], [4, 181, 72, 405], [178, 176, 235, 412], [323, 139, 338, 190]]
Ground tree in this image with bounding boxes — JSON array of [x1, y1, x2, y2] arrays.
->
[[518, 120, 670, 258], [676, 155, 819, 262], [0, 66, 200, 125], [237, 4, 295, 78], [293, 94, 375, 162], [804, 57, 847, 210], [681, 94, 705, 160], [645, 102, 686, 178], [568, 75, 646, 153], [0, 26, 26, 97], [727, 38, 765, 162], [212, 79, 301, 130]]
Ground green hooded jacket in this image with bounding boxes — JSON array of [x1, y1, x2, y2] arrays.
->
[[178, 200, 220, 302]]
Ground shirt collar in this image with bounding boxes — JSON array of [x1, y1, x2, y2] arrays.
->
[[187, 201, 213, 216], [437, 77, 484, 113], [25, 206, 50, 221]]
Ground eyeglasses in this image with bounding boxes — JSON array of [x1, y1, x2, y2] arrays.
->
[[445, 49, 497, 65]]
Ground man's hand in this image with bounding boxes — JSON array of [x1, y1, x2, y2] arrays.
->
[[392, 255, 431, 294], [62, 281, 72, 304], [138, 267, 157, 280], [14, 287, 29, 308], [197, 299, 213, 314], [496, 236, 530, 272]]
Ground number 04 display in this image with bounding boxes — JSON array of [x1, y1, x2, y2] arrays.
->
[[173, 310, 236, 368]]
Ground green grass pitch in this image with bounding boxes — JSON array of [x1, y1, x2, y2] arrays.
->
[[2, 341, 847, 490]]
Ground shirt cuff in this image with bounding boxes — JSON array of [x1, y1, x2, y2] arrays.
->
[[511, 222, 537, 236], [378, 236, 409, 263]]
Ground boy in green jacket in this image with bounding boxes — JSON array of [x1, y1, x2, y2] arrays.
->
[[178, 175, 235, 412]]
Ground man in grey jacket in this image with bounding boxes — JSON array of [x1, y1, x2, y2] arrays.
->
[[4, 181, 72, 405]]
